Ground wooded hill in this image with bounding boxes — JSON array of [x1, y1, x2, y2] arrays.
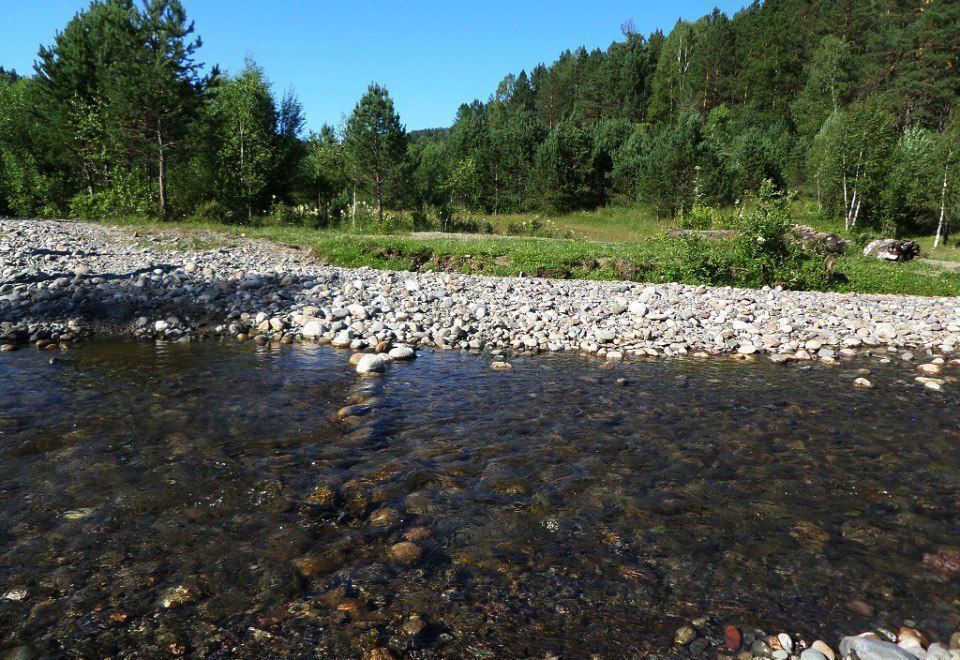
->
[[1, 0, 958, 239]]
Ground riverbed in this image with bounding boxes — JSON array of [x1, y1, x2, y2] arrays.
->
[[1, 340, 958, 657]]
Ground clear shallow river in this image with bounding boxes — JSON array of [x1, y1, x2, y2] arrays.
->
[[1, 341, 958, 658]]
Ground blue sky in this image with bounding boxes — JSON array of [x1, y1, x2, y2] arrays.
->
[[3, 1, 749, 132]]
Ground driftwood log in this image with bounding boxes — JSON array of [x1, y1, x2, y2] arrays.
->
[[862, 239, 921, 262], [790, 225, 850, 254]]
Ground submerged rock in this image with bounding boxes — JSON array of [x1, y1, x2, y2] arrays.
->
[[159, 585, 195, 609], [839, 636, 919, 660], [674, 626, 697, 645], [388, 541, 423, 565]]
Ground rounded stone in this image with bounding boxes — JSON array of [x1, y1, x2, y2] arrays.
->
[[356, 354, 386, 374], [674, 626, 697, 645], [388, 346, 416, 360], [388, 541, 423, 565]]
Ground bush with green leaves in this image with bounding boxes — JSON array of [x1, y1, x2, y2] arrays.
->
[[68, 168, 154, 220], [189, 199, 231, 224], [658, 181, 838, 290]]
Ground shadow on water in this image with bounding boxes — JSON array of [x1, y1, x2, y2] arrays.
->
[[0, 340, 958, 657]]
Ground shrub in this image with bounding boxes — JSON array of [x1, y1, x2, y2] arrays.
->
[[258, 202, 321, 228], [189, 199, 231, 224], [69, 168, 154, 220], [678, 203, 724, 229], [658, 181, 840, 290]]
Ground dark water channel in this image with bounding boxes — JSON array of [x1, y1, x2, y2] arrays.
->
[[0, 341, 958, 658]]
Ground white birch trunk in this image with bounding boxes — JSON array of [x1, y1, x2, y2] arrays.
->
[[934, 156, 951, 248]]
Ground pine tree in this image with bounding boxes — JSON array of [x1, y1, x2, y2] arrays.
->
[[118, 0, 202, 217], [342, 83, 407, 222]]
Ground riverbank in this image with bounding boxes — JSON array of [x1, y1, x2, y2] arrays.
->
[[2, 218, 960, 368]]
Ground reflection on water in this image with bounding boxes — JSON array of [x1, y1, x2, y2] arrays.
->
[[0, 340, 958, 657]]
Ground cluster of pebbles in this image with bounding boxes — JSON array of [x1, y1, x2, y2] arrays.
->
[[674, 622, 960, 660], [2, 219, 959, 376]]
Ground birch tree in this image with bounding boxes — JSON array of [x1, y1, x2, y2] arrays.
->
[[809, 101, 897, 230], [210, 59, 278, 223], [934, 112, 960, 247]]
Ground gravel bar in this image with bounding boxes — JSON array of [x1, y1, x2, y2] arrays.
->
[[2, 218, 959, 360]]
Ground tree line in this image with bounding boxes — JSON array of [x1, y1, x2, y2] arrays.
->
[[1, 0, 959, 240]]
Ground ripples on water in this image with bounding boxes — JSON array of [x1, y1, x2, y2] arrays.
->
[[0, 341, 958, 657]]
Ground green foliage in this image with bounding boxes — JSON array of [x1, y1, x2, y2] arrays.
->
[[300, 124, 349, 225], [882, 126, 940, 234], [2, 0, 960, 272], [342, 83, 407, 221], [209, 59, 282, 223], [529, 118, 602, 213], [189, 199, 231, 224], [678, 202, 723, 230], [807, 99, 898, 230], [69, 167, 155, 219], [448, 157, 484, 211], [791, 36, 856, 137], [659, 182, 836, 290]]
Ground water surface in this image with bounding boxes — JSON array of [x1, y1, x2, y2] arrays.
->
[[1, 341, 958, 657]]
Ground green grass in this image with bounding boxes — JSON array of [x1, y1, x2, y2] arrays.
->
[[93, 210, 960, 297], [474, 205, 673, 243]]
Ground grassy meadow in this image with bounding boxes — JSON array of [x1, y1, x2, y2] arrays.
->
[[95, 200, 960, 298]]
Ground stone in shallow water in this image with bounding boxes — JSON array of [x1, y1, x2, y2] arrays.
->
[[724, 625, 742, 650], [2, 588, 27, 602], [490, 361, 512, 371], [63, 507, 95, 520], [800, 650, 828, 660], [368, 506, 400, 526], [839, 636, 919, 660], [292, 552, 346, 578], [331, 330, 352, 348], [674, 626, 697, 645], [388, 346, 415, 360], [388, 541, 423, 565], [356, 354, 385, 374], [925, 643, 951, 660], [403, 526, 432, 543], [853, 377, 874, 389], [301, 320, 323, 339], [922, 548, 960, 577], [307, 484, 341, 506], [812, 640, 836, 660], [159, 585, 194, 609], [403, 614, 427, 637], [847, 599, 875, 616]]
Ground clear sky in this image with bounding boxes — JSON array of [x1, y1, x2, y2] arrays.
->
[[3, 1, 749, 132]]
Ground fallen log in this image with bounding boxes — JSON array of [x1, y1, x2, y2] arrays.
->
[[862, 239, 921, 262]]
